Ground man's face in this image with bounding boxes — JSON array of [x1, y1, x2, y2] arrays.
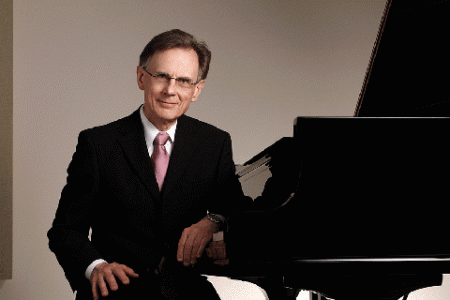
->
[[137, 48, 205, 131]]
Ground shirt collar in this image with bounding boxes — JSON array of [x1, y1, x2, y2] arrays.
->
[[139, 105, 176, 148]]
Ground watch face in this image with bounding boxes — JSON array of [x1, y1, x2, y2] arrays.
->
[[208, 214, 226, 224]]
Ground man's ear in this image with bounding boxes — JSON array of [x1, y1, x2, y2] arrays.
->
[[191, 80, 205, 103], [137, 66, 145, 91]]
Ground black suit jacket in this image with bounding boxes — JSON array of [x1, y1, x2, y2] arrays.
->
[[48, 108, 244, 296]]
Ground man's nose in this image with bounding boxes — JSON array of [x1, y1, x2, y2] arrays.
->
[[163, 78, 177, 95]]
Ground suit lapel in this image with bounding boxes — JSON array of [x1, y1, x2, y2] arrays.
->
[[162, 115, 199, 197], [117, 109, 161, 200]]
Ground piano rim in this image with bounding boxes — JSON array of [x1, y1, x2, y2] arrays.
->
[[198, 257, 450, 277]]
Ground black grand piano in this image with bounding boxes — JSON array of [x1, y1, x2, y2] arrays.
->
[[199, 0, 450, 299]]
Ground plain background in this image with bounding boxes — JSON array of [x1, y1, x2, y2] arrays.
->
[[0, 0, 13, 283], [2, 0, 449, 299]]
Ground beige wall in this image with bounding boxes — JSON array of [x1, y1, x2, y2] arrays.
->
[[2, 0, 423, 299], [0, 0, 13, 282]]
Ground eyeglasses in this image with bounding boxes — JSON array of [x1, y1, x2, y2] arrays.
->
[[142, 67, 201, 89]]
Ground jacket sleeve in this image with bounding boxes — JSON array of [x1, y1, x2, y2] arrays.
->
[[207, 132, 248, 219], [47, 130, 104, 291]]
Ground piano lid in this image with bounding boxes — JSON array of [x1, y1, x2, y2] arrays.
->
[[226, 0, 450, 263], [355, 0, 450, 117]]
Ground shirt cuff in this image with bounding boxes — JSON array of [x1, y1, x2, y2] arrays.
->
[[85, 259, 108, 280]]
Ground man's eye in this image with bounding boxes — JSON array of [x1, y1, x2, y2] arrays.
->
[[177, 78, 191, 84], [157, 74, 169, 80]]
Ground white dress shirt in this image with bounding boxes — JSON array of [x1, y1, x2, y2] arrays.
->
[[139, 105, 177, 156]]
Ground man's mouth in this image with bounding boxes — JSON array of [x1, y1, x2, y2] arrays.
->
[[158, 100, 178, 106]]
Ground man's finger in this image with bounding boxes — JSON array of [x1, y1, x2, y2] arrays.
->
[[209, 247, 218, 259], [96, 276, 109, 299], [214, 246, 226, 259], [112, 267, 131, 286], [112, 264, 139, 285], [177, 231, 189, 263], [195, 236, 208, 259], [214, 258, 230, 266], [205, 247, 213, 258], [183, 233, 197, 266], [105, 272, 119, 292], [122, 264, 139, 278], [190, 234, 201, 261], [91, 276, 100, 300]]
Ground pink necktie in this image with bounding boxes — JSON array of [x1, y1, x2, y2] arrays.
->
[[152, 132, 170, 191]]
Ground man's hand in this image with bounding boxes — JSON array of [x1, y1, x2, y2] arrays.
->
[[177, 218, 219, 266], [90, 262, 139, 300], [205, 240, 226, 260], [206, 240, 229, 266]]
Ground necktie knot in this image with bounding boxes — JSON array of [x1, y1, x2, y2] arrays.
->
[[154, 132, 170, 146]]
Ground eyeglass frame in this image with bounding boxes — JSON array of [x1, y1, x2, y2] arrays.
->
[[141, 66, 202, 89]]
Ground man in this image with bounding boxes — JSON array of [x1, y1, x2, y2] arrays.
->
[[48, 29, 246, 300]]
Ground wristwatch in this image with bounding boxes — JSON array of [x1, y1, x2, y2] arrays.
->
[[204, 213, 227, 226]]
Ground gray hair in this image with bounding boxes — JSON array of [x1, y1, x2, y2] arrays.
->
[[139, 29, 211, 81]]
